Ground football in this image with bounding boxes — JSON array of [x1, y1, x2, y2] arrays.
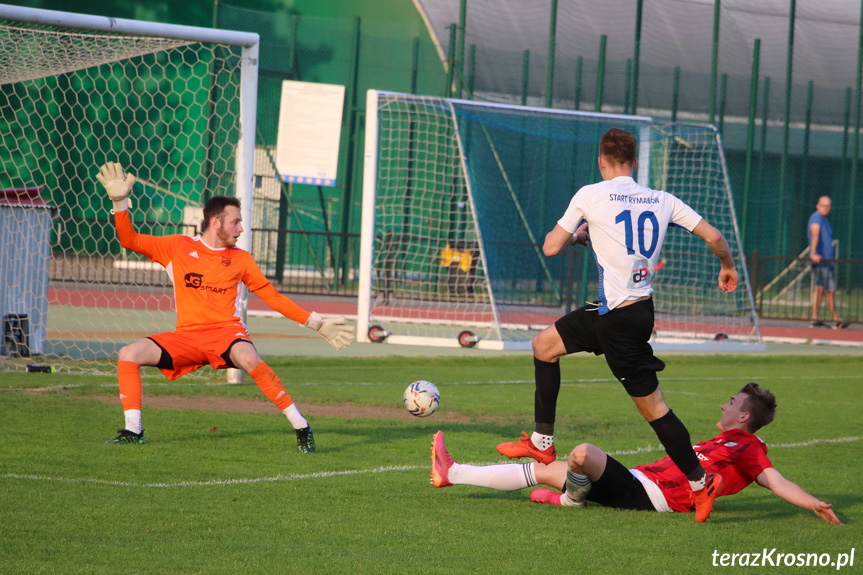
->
[[403, 380, 440, 417]]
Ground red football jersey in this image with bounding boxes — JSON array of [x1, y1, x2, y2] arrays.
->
[[115, 210, 310, 330], [635, 429, 773, 513]]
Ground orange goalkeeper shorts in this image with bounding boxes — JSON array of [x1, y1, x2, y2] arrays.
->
[[147, 324, 252, 381]]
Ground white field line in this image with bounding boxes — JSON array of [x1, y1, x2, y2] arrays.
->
[[3, 372, 862, 393], [2, 436, 860, 489]]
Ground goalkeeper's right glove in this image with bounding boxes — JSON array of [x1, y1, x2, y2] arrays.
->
[[96, 162, 136, 212], [304, 312, 356, 351]]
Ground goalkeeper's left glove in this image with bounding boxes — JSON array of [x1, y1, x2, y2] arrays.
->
[[96, 162, 136, 212], [304, 312, 356, 350]]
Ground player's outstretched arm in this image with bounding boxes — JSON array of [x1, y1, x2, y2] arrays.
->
[[305, 312, 356, 351], [691, 219, 738, 292], [756, 467, 844, 525], [95, 162, 136, 212]]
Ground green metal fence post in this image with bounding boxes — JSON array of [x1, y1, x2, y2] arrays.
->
[[574, 56, 583, 110], [336, 16, 362, 285], [545, 0, 558, 108], [709, 0, 721, 125], [843, 87, 851, 158], [842, 86, 851, 221], [719, 72, 728, 134], [802, 80, 813, 202], [624, 58, 632, 114], [457, 0, 467, 98], [467, 43, 476, 99], [596, 35, 607, 112], [759, 76, 770, 185], [539, 0, 557, 292], [742, 39, 760, 247], [445, 23, 456, 97], [579, 34, 607, 305], [671, 66, 680, 121], [847, 0, 863, 283], [632, 0, 642, 113], [778, 0, 796, 257], [519, 48, 529, 263], [274, 181, 289, 282], [410, 36, 419, 94]]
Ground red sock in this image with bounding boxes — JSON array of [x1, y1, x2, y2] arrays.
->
[[117, 360, 142, 411], [249, 362, 293, 411]]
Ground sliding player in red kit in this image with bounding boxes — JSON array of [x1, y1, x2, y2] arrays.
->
[[97, 162, 354, 453]]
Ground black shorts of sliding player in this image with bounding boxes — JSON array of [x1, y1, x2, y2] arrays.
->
[[585, 453, 656, 511]]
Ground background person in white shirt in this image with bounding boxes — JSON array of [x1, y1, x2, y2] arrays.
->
[[496, 127, 739, 522]]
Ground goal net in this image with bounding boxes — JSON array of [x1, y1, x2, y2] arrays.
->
[[358, 91, 762, 350], [0, 6, 259, 374]]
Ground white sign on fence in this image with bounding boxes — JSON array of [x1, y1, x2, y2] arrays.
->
[[276, 80, 345, 187]]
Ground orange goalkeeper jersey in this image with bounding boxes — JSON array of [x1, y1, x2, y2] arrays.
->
[[114, 210, 310, 330]]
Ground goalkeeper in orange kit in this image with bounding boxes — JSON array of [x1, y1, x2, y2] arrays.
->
[[96, 162, 355, 453]]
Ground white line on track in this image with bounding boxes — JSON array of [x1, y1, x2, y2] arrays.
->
[[3, 436, 860, 488]]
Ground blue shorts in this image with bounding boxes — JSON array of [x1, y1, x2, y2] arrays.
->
[[811, 264, 835, 292]]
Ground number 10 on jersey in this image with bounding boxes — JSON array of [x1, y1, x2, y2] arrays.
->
[[615, 210, 659, 259]]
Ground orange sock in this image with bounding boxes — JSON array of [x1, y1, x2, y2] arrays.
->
[[249, 362, 293, 411], [117, 361, 142, 411]]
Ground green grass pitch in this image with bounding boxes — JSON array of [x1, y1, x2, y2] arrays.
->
[[1, 354, 860, 574]]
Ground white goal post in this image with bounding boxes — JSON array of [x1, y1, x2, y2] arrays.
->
[[358, 90, 763, 351], [0, 5, 258, 375]]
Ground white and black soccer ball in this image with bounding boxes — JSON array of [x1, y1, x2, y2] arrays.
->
[[403, 380, 440, 417]]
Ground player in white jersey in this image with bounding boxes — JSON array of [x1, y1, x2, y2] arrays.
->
[[496, 127, 739, 522]]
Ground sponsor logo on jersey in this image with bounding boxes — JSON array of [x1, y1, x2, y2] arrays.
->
[[627, 257, 650, 287], [184, 272, 203, 288], [183, 272, 228, 294], [221, 256, 232, 267], [189, 251, 199, 258]]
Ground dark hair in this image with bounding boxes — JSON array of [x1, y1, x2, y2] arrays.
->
[[739, 382, 776, 432], [599, 127, 637, 166], [201, 196, 241, 232]]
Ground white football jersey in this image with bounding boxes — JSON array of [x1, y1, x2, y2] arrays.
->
[[558, 176, 702, 314]]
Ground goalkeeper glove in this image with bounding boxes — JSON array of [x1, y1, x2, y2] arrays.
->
[[96, 162, 136, 212], [304, 312, 356, 350]]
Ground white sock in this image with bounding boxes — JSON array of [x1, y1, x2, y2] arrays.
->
[[449, 462, 537, 491], [689, 474, 706, 492], [559, 491, 587, 507], [563, 471, 592, 504], [282, 404, 308, 430], [124, 409, 142, 434], [531, 432, 554, 451]]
